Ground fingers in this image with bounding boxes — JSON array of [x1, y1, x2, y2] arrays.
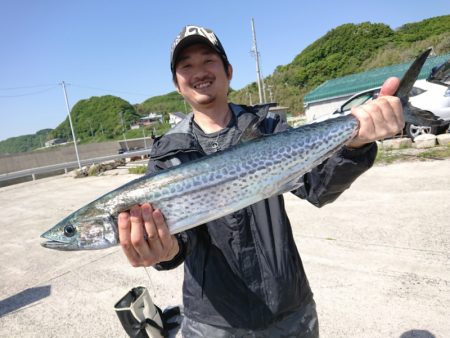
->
[[153, 208, 174, 251], [379, 77, 400, 96], [130, 205, 153, 264], [118, 211, 141, 267], [369, 97, 403, 137], [349, 94, 403, 147], [118, 204, 178, 267], [142, 205, 178, 263]]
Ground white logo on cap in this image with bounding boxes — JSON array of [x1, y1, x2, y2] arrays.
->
[[184, 25, 218, 45]]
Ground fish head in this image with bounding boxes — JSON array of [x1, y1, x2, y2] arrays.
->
[[40, 208, 118, 251]]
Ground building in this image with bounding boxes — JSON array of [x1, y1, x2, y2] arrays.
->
[[169, 112, 186, 127], [139, 113, 163, 126], [303, 52, 450, 121], [44, 138, 66, 147]]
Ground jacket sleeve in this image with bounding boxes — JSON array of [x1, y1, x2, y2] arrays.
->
[[270, 114, 377, 208], [292, 143, 377, 207]]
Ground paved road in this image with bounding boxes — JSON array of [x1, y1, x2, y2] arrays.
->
[[0, 160, 449, 337]]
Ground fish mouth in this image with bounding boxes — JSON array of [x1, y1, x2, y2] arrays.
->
[[40, 233, 75, 251], [40, 239, 73, 250]]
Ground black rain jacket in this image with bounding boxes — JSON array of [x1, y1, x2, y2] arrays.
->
[[149, 103, 377, 330]]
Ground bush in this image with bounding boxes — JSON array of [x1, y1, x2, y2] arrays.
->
[[128, 165, 147, 174]]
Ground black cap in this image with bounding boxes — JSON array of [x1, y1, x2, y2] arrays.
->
[[170, 25, 229, 76]]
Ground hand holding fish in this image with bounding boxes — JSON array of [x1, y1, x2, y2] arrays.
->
[[118, 203, 179, 267], [347, 77, 403, 149]]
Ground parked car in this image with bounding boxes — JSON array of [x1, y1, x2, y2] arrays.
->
[[333, 59, 450, 140]]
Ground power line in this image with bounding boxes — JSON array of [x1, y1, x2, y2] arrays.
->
[[0, 82, 150, 99], [0, 84, 58, 90], [69, 83, 149, 97], [0, 86, 59, 98]]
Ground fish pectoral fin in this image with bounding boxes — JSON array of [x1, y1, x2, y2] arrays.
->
[[279, 177, 304, 194]]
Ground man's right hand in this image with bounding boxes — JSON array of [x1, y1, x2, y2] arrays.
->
[[118, 203, 179, 267]]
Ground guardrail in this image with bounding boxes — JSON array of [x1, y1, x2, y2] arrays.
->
[[0, 149, 151, 183]]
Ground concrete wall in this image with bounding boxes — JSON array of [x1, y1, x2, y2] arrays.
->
[[118, 137, 154, 152], [0, 141, 120, 174]]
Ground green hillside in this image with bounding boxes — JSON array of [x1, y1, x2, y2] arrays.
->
[[50, 95, 140, 142], [230, 15, 450, 113], [2, 15, 449, 154], [138, 91, 187, 114], [0, 129, 52, 155]]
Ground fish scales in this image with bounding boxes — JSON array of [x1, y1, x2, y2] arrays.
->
[[41, 115, 358, 250], [104, 115, 357, 235]]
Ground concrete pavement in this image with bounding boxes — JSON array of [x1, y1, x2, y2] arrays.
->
[[0, 160, 449, 337]]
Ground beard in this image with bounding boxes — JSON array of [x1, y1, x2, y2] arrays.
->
[[193, 92, 216, 106]]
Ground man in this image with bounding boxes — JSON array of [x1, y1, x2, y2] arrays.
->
[[118, 25, 403, 337]]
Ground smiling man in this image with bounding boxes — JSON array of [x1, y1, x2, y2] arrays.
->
[[118, 25, 403, 337]]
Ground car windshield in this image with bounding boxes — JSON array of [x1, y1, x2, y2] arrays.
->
[[428, 59, 450, 85], [341, 92, 375, 112]]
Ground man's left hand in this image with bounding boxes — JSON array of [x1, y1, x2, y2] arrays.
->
[[347, 77, 404, 149]]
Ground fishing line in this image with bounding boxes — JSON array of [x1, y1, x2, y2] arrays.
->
[[144, 266, 157, 297]]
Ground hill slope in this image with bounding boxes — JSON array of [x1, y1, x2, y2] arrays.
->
[[2, 15, 449, 154], [0, 129, 52, 155], [230, 15, 450, 113], [50, 95, 140, 142]]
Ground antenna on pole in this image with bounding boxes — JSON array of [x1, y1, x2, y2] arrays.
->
[[251, 18, 266, 104], [60, 81, 82, 171]]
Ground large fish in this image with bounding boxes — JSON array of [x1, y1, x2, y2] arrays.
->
[[41, 49, 438, 251]]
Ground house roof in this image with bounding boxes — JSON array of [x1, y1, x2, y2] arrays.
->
[[304, 52, 450, 104]]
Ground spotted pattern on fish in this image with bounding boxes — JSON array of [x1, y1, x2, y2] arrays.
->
[[41, 114, 358, 250]]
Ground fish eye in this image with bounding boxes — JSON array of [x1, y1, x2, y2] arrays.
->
[[64, 224, 76, 237]]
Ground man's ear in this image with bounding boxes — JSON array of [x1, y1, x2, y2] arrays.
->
[[226, 64, 233, 81], [173, 78, 181, 94]]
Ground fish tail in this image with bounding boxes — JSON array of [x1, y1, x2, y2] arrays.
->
[[396, 48, 446, 128]]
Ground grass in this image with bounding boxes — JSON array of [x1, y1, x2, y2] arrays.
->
[[416, 145, 450, 160], [128, 165, 148, 174], [376, 144, 450, 165]]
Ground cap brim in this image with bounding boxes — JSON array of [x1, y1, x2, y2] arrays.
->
[[171, 35, 218, 71]]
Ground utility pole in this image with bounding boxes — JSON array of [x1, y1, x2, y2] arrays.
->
[[251, 18, 266, 104], [88, 119, 94, 137], [61, 81, 82, 170], [120, 111, 129, 151], [268, 85, 274, 103], [142, 128, 148, 149]]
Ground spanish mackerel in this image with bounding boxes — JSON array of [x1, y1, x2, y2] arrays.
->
[[41, 49, 437, 251]]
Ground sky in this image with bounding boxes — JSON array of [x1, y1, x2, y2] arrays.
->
[[0, 0, 449, 141]]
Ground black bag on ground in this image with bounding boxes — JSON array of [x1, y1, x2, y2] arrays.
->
[[114, 286, 181, 338]]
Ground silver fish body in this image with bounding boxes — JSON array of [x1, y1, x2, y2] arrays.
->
[[41, 48, 437, 251], [40, 114, 358, 250]]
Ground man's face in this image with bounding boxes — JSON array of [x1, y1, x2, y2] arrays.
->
[[174, 43, 232, 109]]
